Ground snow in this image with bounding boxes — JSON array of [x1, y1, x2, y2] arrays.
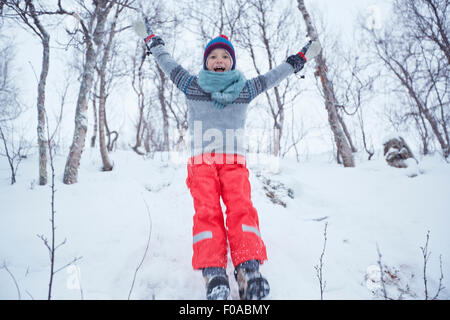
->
[[382, 132, 403, 145], [0, 149, 449, 300]]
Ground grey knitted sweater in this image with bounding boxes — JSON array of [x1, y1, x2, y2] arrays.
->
[[151, 44, 295, 157]]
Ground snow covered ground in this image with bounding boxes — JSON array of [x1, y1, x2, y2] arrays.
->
[[0, 149, 449, 300]]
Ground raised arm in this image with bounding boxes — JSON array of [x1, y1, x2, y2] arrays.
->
[[246, 63, 293, 102], [147, 36, 196, 95], [246, 40, 321, 102]]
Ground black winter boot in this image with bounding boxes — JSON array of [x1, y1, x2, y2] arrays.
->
[[202, 267, 230, 300], [234, 260, 270, 300]]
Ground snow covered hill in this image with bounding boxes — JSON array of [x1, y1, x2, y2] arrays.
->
[[0, 149, 449, 300]]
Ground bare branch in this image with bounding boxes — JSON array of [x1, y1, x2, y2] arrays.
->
[[421, 230, 445, 300], [314, 222, 328, 300], [432, 255, 446, 300], [376, 244, 389, 300], [53, 256, 83, 274], [1, 262, 21, 300], [420, 230, 431, 299], [128, 196, 153, 299]]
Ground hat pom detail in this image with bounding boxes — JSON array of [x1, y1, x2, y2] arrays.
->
[[219, 34, 229, 41]]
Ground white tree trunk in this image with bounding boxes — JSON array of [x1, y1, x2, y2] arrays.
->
[[37, 34, 49, 186], [97, 4, 121, 171], [297, 0, 355, 167], [27, 0, 50, 185], [63, 2, 112, 184]]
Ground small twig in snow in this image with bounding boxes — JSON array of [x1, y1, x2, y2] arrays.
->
[[1, 262, 21, 299], [314, 222, 328, 300], [128, 196, 153, 300], [376, 243, 389, 300], [421, 231, 445, 300], [432, 255, 445, 300], [25, 290, 34, 300], [420, 230, 431, 299]]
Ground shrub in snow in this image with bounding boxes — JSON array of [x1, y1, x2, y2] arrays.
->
[[255, 172, 294, 207], [383, 136, 417, 169], [365, 263, 418, 300]]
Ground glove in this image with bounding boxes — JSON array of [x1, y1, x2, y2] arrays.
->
[[133, 19, 164, 55], [286, 54, 306, 73], [300, 40, 321, 61], [286, 40, 322, 73], [145, 35, 165, 55]]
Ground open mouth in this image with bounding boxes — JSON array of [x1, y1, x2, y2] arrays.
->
[[214, 67, 226, 72]]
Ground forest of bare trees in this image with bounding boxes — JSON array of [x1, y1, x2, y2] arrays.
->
[[0, 0, 448, 185], [364, 0, 449, 159]]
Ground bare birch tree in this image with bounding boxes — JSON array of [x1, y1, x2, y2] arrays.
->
[[400, 0, 450, 65], [93, 0, 134, 167], [364, 0, 449, 159], [308, 13, 360, 161], [183, 0, 248, 43], [0, 125, 30, 185], [60, 0, 116, 184], [2, 0, 51, 184], [129, 1, 170, 155], [0, 24, 21, 124], [130, 41, 147, 155], [165, 69, 189, 152], [400, 0, 449, 158], [329, 36, 379, 160], [296, 0, 355, 167], [94, 3, 125, 171], [0, 23, 28, 184], [155, 64, 170, 152], [152, 13, 185, 153], [90, 77, 99, 148], [232, 0, 305, 157]]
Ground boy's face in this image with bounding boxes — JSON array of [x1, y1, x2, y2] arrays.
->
[[206, 48, 232, 72]]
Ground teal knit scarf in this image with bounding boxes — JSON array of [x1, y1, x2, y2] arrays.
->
[[198, 69, 247, 109]]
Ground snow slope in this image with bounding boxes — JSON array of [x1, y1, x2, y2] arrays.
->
[[0, 149, 449, 300]]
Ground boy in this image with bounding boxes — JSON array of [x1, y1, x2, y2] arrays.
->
[[145, 33, 320, 300]]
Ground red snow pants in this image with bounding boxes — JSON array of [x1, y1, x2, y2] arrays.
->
[[186, 153, 267, 270]]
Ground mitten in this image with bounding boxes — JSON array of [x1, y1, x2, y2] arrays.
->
[[286, 40, 322, 73], [302, 40, 321, 61], [286, 54, 306, 73], [133, 19, 165, 55], [146, 35, 165, 54]]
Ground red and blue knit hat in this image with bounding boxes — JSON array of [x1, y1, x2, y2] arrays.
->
[[203, 35, 236, 70]]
